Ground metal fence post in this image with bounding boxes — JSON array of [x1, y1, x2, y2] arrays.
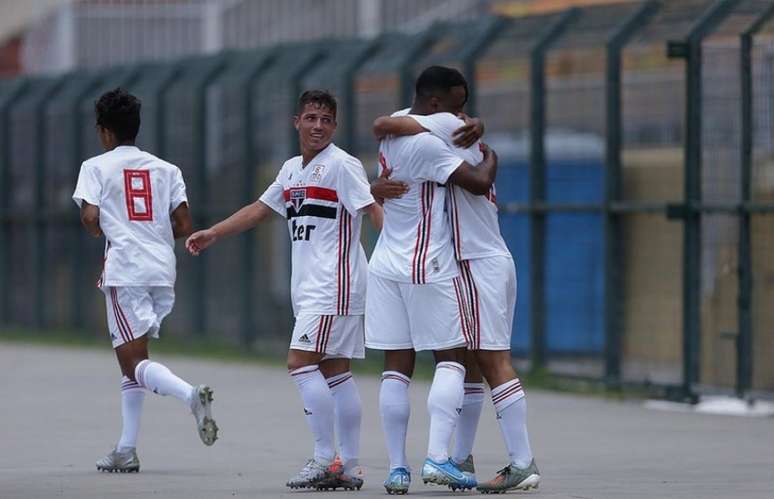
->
[[289, 46, 330, 157], [738, 3, 774, 397], [603, 1, 659, 384], [528, 8, 578, 371], [667, 0, 740, 399], [399, 30, 439, 107], [239, 51, 278, 347], [341, 40, 381, 152], [34, 77, 67, 330], [152, 65, 183, 158], [0, 80, 29, 326], [460, 16, 508, 117], [192, 56, 230, 336], [68, 74, 106, 330]]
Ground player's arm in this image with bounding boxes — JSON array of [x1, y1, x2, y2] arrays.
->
[[447, 143, 498, 196], [186, 200, 273, 256], [170, 202, 193, 239], [80, 201, 102, 238], [363, 202, 383, 231], [373, 116, 426, 140]]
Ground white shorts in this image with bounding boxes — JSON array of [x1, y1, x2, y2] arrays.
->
[[290, 314, 365, 359], [458, 255, 517, 350], [365, 272, 468, 352], [101, 286, 175, 349]]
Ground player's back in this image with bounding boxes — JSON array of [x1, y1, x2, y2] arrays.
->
[[409, 112, 510, 261], [370, 132, 461, 284], [74, 145, 187, 287]]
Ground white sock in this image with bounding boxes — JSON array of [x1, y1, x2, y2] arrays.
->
[[379, 371, 411, 471], [426, 361, 465, 463], [290, 365, 335, 465], [452, 382, 485, 463], [327, 372, 362, 473], [134, 360, 193, 405], [492, 378, 533, 468], [117, 376, 145, 452]]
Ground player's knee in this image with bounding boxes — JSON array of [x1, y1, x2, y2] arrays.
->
[[287, 349, 320, 372], [480, 357, 516, 386]]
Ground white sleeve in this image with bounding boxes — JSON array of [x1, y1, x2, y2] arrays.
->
[[409, 112, 460, 142], [72, 162, 102, 208], [169, 167, 188, 213], [258, 170, 286, 216], [337, 156, 375, 216], [410, 113, 483, 165], [414, 134, 465, 185]]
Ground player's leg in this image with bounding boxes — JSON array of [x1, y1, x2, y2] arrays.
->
[[467, 257, 539, 493], [96, 286, 146, 473], [365, 272, 414, 494], [405, 277, 472, 489], [286, 316, 337, 489], [117, 287, 218, 446], [315, 315, 366, 491], [452, 350, 485, 479]]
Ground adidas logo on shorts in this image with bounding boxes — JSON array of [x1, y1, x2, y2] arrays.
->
[[298, 334, 312, 344]]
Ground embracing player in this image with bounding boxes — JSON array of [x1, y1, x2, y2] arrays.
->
[[366, 66, 499, 494], [186, 90, 382, 491], [372, 66, 540, 493], [73, 88, 218, 473]]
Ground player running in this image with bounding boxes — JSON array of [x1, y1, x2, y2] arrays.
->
[[72, 88, 218, 474], [365, 66, 498, 494], [371, 67, 540, 493], [185, 90, 382, 491]]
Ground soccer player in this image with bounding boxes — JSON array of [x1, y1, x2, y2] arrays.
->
[[365, 66, 498, 494], [72, 88, 218, 474], [185, 90, 381, 491], [372, 67, 541, 493]]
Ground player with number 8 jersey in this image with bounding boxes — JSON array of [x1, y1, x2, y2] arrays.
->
[[75, 146, 187, 290], [73, 88, 218, 475]]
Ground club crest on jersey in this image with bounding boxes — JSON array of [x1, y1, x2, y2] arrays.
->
[[289, 188, 306, 210], [311, 164, 326, 182]]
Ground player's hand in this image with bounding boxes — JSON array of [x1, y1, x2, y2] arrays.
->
[[453, 113, 484, 149], [185, 229, 218, 256], [370, 168, 409, 200], [480, 142, 497, 164]]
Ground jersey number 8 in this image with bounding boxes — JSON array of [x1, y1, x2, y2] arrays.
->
[[123, 170, 153, 221]]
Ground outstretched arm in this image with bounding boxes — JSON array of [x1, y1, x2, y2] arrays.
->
[[373, 116, 427, 140], [80, 201, 102, 238], [186, 200, 274, 255], [447, 144, 498, 196]]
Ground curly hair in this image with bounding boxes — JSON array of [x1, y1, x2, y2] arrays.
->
[[94, 87, 141, 142]]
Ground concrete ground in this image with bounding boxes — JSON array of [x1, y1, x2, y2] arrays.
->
[[1, 342, 772, 499]]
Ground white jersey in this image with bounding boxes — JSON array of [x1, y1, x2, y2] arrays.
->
[[409, 111, 511, 261], [260, 143, 374, 317], [369, 109, 463, 284], [72, 145, 188, 287]]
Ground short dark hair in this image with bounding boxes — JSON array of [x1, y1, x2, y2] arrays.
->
[[415, 65, 468, 103], [95, 88, 141, 142], [297, 89, 337, 118]]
